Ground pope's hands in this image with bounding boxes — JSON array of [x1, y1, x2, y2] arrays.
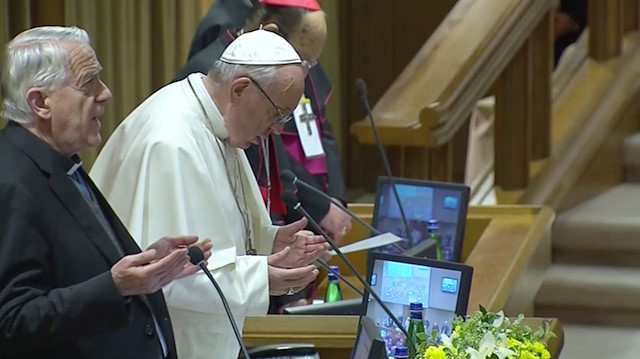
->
[[267, 247, 319, 296], [111, 236, 212, 297], [273, 218, 330, 268]]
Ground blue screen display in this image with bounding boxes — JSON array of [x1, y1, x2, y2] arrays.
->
[[441, 277, 458, 294]]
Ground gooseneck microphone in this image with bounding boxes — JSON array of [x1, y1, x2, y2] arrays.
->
[[281, 170, 381, 235], [187, 247, 251, 359], [281, 169, 405, 253], [313, 259, 364, 297], [282, 191, 415, 352], [355, 78, 413, 247]]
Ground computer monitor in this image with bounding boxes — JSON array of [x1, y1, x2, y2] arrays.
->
[[282, 297, 363, 316], [362, 252, 473, 358], [371, 177, 470, 262], [351, 316, 388, 359]]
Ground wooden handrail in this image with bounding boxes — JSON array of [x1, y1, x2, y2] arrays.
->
[[350, 0, 556, 148]]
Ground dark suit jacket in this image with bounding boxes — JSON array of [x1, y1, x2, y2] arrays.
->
[[185, 0, 256, 61], [0, 122, 177, 359]]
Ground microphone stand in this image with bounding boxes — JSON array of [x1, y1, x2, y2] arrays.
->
[[356, 78, 413, 248], [283, 192, 416, 353], [188, 247, 251, 359], [281, 170, 404, 253]]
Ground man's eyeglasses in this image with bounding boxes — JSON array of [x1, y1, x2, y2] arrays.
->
[[247, 77, 293, 125]]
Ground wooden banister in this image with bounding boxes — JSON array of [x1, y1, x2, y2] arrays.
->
[[589, 0, 623, 61], [350, 0, 556, 149]]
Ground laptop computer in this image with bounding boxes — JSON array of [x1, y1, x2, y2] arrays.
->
[[371, 177, 470, 262], [362, 252, 473, 358], [351, 316, 388, 359], [282, 297, 363, 316]]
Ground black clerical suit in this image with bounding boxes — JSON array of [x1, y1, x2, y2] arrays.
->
[[0, 122, 177, 359]]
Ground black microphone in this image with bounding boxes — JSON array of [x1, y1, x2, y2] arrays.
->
[[355, 78, 413, 248], [281, 191, 416, 352], [281, 170, 381, 235], [281, 170, 405, 253], [187, 247, 251, 359]]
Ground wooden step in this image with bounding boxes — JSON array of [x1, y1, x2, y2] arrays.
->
[[535, 264, 640, 326], [623, 133, 640, 182], [552, 184, 640, 267]]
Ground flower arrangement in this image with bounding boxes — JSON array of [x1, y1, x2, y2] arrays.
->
[[417, 307, 555, 359]]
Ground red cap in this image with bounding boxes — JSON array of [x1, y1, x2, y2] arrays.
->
[[258, 0, 322, 11]]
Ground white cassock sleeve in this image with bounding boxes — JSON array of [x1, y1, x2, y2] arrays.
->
[[92, 133, 272, 318]]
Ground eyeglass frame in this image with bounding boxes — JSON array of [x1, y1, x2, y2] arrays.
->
[[247, 76, 293, 125]]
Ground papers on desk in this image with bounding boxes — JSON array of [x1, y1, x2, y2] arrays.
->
[[329, 232, 404, 256]]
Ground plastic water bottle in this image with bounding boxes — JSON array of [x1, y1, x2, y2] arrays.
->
[[428, 219, 444, 261], [394, 346, 409, 359], [407, 302, 426, 359], [324, 266, 343, 302]]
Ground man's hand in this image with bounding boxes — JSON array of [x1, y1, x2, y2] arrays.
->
[[146, 235, 199, 257], [147, 236, 214, 279], [319, 201, 352, 244], [273, 218, 330, 267], [267, 247, 319, 296], [176, 239, 214, 279], [111, 248, 189, 297]]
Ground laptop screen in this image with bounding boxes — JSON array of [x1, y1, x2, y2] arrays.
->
[[371, 177, 470, 262], [363, 252, 473, 358], [351, 316, 387, 359]]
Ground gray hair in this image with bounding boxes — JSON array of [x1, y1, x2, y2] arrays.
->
[[207, 60, 280, 89], [1, 26, 91, 124]]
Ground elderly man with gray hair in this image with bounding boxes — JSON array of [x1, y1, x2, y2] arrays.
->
[[0, 26, 213, 359], [90, 29, 328, 359]]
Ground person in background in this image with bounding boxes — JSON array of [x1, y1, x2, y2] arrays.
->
[[91, 29, 328, 359], [175, 0, 352, 313], [0, 26, 211, 359], [554, 0, 588, 66]]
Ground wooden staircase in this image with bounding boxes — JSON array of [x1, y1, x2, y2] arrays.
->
[[536, 184, 640, 326]]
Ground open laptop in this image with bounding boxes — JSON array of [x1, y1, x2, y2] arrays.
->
[[371, 177, 470, 262], [283, 297, 363, 316], [362, 252, 473, 358], [351, 316, 388, 359]]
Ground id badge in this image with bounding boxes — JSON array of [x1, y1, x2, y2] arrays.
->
[[293, 96, 325, 159]]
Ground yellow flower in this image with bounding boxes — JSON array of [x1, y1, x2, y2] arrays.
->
[[528, 341, 549, 355], [507, 337, 522, 349], [454, 325, 462, 334], [520, 350, 537, 359], [424, 346, 448, 359]]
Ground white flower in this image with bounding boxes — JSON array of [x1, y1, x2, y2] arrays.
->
[[465, 332, 515, 359], [441, 333, 453, 348], [492, 311, 505, 328], [466, 332, 495, 359]]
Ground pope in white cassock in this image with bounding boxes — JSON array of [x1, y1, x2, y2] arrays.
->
[[90, 30, 329, 359]]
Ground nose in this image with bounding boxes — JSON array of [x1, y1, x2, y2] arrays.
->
[[96, 80, 113, 103]]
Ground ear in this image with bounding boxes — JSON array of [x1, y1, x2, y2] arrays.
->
[[229, 77, 252, 104], [262, 22, 280, 34], [26, 88, 52, 120]]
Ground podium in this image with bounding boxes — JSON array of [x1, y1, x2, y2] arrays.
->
[[244, 316, 563, 358], [244, 205, 564, 358]]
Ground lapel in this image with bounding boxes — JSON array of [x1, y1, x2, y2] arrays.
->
[[83, 172, 142, 256], [3, 123, 124, 265], [48, 171, 124, 265]]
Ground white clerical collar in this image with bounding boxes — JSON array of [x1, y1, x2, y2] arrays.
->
[[187, 73, 229, 141]]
